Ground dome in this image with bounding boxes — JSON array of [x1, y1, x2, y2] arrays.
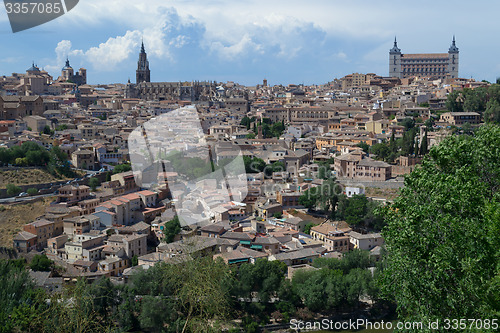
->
[[62, 58, 73, 71], [27, 62, 40, 72]]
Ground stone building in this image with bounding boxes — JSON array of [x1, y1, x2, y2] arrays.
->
[[59, 59, 87, 86], [389, 37, 459, 79], [125, 43, 216, 101]]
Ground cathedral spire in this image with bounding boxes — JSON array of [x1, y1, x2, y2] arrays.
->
[[137, 40, 150, 84]]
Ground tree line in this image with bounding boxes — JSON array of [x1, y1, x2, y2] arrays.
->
[[446, 84, 500, 124], [299, 179, 385, 232], [0, 142, 73, 178], [0, 249, 385, 333]]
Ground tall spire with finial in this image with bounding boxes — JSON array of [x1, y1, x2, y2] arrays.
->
[[449, 35, 459, 53], [137, 39, 150, 84], [390, 36, 401, 54]]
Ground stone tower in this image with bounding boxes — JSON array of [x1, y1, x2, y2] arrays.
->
[[62, 58, 74, 81], [448, 36, 459, 79], [389, 37, 401, 78], [136, 41, 150, 84]]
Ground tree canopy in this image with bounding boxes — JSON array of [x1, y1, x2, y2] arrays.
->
[[381, 125, 500, 331], [446, 84, 500, 124]]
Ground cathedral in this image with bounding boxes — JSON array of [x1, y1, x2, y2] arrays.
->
[[125, 42, 216, 102], [389, 37, 459, 79], [58, 58, 87, 86]]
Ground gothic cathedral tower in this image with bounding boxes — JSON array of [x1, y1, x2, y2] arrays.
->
[[448, 36, 459, 79], [136, 41, 150, 84], [389, 37, 401, 78]]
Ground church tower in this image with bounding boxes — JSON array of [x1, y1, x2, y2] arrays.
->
[[448, 36, 459, 79], [389, 37, 401, 78], [136, 41, 150, 84]]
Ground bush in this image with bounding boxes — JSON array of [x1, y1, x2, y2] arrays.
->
[[6, 184, 22, 196], [27, 188, 38, 196], [30, 254, 52, 271], [89, 177, 100, 191]]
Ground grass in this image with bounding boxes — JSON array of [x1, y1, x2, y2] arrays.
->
[[364, 187, 400, 201], [0, 197, 54, 247], [0, 168, 83, 189]]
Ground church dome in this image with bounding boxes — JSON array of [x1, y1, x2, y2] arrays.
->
[[27, 62, 40, 72], [62, 58, 73, 71]]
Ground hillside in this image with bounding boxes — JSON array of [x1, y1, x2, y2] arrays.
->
[[0, 168, 77, 189], [0, 197, 54, 248]]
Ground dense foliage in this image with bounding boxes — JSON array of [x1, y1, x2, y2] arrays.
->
[[112, 163, 132, 174], [0, 142, 75, 178], [446, 84, 500, 124], [299, 181, 385, 231], [162, 216, 181, 243], [0, 249, 384, 333], [30, 254, 53, 272], [381, 125, 500, 332]]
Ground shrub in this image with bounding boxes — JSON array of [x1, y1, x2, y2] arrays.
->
[[27, 188, 38, 196]]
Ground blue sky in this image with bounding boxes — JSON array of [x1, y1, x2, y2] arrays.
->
[[0, 0, 499, 85]]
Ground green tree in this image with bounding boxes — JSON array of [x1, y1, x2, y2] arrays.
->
[[381, 125, 500, 332], [445, 90, 465, 112], [336, 194, 369, 225], [419, 130, 428, 156], [27, 188, 38, 196], [163, 216, 181, 243], [55, 124, 68, 131], [112, 163, 132, 174], [30, 254, 53, 271], [42, 125, 53, 135], [356, 142, 370, 154], [89, 177, 100, 191], [234, 259, 287, 303], [299, 187, 319, 210], [0, 259, 42, 332], [271, 121, 285, 138], [243, 156, 266, 174], [6, 184, 22, 196], [0, 148, 11, 166], [400, 117, 415, 130], [317, 162, 331, 180], [265, 161, 286, 177], [370, 143, 390, 161], [303, 222, 316, 235], [240, 116, 255, 130], [131, 255, 138, 267], [484, 99, 500, 124], [48, 146, 72, 177]]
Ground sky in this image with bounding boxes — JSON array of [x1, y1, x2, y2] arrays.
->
[[0, 0, 499, 86]]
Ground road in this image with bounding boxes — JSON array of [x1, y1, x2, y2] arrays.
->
[[0, 192, 55, 204]]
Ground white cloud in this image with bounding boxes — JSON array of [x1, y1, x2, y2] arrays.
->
[[85, 31, 141, 70], [336, 52, 347, 60], [209, 34, 263, 60]]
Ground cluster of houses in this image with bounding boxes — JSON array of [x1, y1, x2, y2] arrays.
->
[[3, 63, 490, 283]]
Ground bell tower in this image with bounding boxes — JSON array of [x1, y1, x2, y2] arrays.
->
[[389, 37, 402, 78], [136, 40, 150, 84], [448, 36, 459, 79]]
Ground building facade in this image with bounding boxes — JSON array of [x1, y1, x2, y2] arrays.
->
[[125, 42, 216, 101], [136, 41, 150, 84], [389, 37, 459, 79]]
